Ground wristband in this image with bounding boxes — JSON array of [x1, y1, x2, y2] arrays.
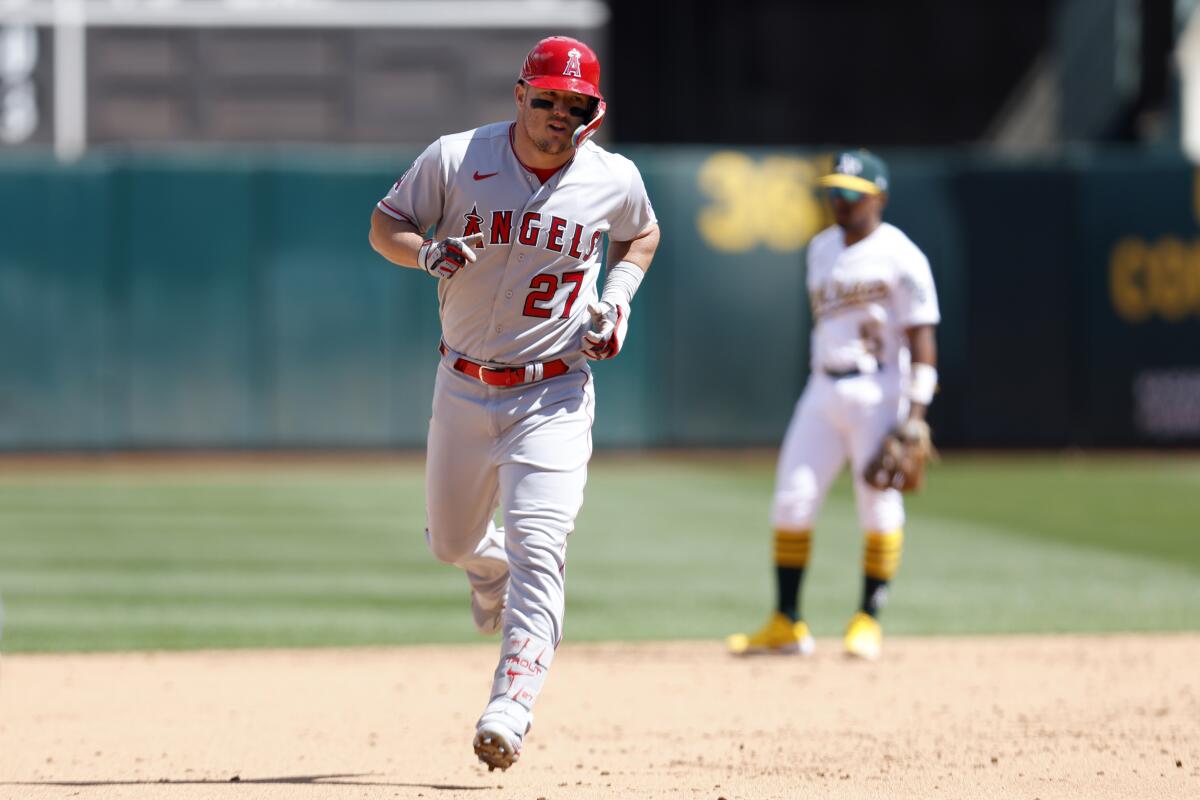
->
[[599, 261, 645, 308], [908, 363, 938, 406]]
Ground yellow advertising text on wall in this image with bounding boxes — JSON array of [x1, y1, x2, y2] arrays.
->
[[696, 152, 829, 253], [1110, 237, 1200, 323]]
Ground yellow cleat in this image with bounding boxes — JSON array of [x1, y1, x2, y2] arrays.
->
[[726, 612, 815, 656], [843, 611, 882, 661]]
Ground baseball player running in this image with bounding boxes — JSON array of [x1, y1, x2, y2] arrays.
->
[[727, 150, 940, 661], [368, 36, 659, 771]]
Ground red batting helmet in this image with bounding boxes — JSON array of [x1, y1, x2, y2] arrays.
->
[[519, 36, 603, 101]]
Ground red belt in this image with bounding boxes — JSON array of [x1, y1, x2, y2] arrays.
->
[[440, 343, 569, 387]]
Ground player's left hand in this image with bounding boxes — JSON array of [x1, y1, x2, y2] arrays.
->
[[582, 300, 628, 360], [419, 233, 484, 279], [895, 418, 933, 450]]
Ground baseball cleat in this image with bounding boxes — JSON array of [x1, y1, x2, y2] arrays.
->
[[473, 721, 521, 772], [470, 589, 505, 635], [726, 612, 815, 656], [843, 611, 882, 661]]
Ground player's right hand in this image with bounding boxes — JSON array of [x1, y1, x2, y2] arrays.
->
[[419, 233, 483, 279]]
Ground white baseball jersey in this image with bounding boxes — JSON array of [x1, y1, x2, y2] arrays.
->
[[377, 121, 657, 365], [806, 222, 940, 377], [772, 222, 940, 534]]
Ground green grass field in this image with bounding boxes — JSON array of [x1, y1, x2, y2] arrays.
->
[[1, 453, 1197, 652]]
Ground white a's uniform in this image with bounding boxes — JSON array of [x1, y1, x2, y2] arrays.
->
[[377, 121, 655, 729], [773, 222, 940, 533]]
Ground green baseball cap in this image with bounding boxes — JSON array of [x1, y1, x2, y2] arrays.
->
[[817, 149, 889, 195]]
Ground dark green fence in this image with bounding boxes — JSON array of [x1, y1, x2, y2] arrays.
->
[[3, 146, 1198, 450]]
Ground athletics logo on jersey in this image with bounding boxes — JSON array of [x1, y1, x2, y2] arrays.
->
[[811, 279, 890, 319], [462, 204, 485, 248], [564, 48, 583, 78]]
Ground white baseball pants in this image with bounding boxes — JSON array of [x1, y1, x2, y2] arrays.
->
[[772, 372, 908, 533]]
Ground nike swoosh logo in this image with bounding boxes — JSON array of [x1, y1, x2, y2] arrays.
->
[[473, 170, 499, 181]]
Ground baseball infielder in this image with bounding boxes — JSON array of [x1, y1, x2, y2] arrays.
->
[[727, 150, 939, 661], [368, 36, 659, 771]]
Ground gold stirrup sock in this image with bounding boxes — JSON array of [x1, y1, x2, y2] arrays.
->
[[863, 528, 903, 580], [774, 529, 812, 569], [774, 529, 811, 621]]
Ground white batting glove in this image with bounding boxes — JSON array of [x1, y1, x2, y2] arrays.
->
[[582, 300, 629, 360], [418, 233, 483, 279]]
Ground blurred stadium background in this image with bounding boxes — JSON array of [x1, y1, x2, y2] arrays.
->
[[1, 0, 1198, 651]]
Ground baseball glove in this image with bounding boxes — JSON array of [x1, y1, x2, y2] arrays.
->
[[863, 418, 936, 493]]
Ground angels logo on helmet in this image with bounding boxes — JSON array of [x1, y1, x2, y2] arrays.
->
[[563, 48, 582, 78]]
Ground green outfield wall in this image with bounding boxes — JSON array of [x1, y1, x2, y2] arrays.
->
[[2, 146, 1198, 450]]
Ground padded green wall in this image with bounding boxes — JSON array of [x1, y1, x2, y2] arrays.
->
[[3, 147, 1198, 449]]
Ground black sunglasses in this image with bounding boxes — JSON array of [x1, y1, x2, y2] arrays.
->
[[826, 187, 867, 203]]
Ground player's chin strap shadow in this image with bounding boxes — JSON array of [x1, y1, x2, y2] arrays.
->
[[572, 100, 606, 147]]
